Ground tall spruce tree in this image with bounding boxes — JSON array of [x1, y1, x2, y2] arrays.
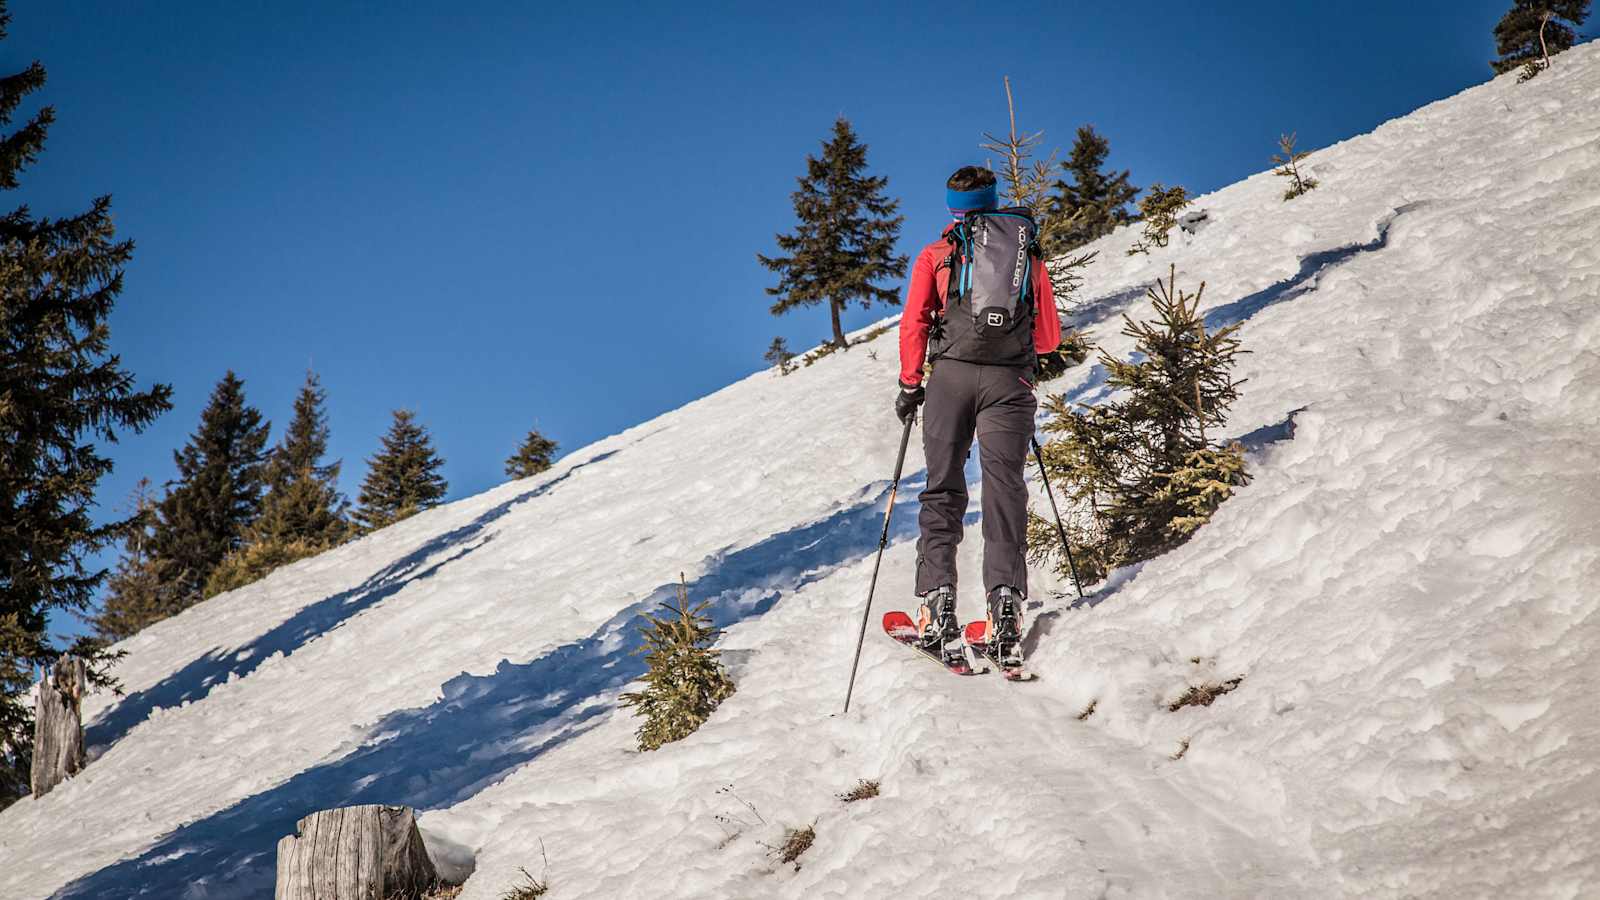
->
[[148, 372, 270, 609], [355, 409, 448, 531], [505, 427, 558, 480], [204, 371, 348, 597], [758, 117, 906, 350], [0, 1, 172, 808], [256, 370, 347, 545], [1492, 1, 1590, 74], [1048, 125, 1139, 253]]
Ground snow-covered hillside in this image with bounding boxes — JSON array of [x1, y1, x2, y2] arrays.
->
[[6, 46, 1600, 900]]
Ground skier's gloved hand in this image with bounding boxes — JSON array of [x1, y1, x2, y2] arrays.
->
[[894, 382, 925, 424]]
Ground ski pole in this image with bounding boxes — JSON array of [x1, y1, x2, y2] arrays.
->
[[1030, 435, 1085, 603], [842, 411, 916, 716]]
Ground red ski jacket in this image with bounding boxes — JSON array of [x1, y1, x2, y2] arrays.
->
[[897, 224, 1060, 387]]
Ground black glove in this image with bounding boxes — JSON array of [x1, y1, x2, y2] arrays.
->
[[894, 382, 925, 424]]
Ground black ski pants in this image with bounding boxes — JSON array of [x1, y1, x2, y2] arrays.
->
[[914, 359, 1037, 602]]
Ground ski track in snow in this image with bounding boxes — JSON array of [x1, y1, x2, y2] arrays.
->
[[5, 45, 1600, 900]]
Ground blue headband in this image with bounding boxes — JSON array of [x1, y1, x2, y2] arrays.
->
[[946, 184, 998, 214]]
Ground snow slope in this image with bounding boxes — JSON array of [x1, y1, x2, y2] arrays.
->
[[5, 46, 1600, 899]]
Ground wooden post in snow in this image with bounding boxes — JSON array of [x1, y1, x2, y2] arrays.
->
[[30, 655, 87, 798], [274, 804, 440, 899]]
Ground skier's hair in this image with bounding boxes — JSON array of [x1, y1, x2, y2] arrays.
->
[[946, 166, 997, 191]]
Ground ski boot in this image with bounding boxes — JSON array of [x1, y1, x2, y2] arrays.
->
[[916, 585, 964, 667], [985, 586, 1025, 670]]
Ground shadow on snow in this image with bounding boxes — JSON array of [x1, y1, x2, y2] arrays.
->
[[53, 471, 929, 899], [87, 450, 620, 752], [1046, 204, 1417, 416], [1201, 204, 1415, 333]]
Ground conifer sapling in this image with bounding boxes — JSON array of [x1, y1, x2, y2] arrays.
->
[[764, 336, 796, 376], [1029, 266, 1249, 584], [1272, 133, 1319, 201], [1126, 185, 1191, 256], [619, 574, 735, 752], [506, 427, 559, 480]]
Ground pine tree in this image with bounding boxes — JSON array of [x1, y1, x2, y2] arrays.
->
[[977, 78, 1097, 340], [1272, 133, 1320, 201], [355, 409, 448, 531], [505, 427, 559, 480], [763, 336, 795, 376], [147, 372, 270, 609], [204, 372, 348, 597], [758, 117, 907, 350], [1491, 1, 1590, 75], [0, 1, 172, 808], [1048, 125, 1139, 253], [1126, 184, 1191, 256], [255, 370, 347, 545], [92, 480, 171, 641], [619, 575, 735, 752], [1029, 267, 1250, 584]]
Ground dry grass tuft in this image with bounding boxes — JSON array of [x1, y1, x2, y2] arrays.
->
[[776, 825, 816, 868], [1167, 677, 1242, 712], [500, 867, 548, 899], [837, 779, 880, 803]]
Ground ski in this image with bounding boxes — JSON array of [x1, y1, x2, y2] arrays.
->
[[963, 620, 1036, 682], [882, 611, 985, 675]]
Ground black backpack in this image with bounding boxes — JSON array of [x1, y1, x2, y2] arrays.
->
[[929, 208, 1040, 369]]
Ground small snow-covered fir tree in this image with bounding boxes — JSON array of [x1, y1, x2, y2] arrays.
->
[[1126, 184, 1190, 256], [1030, 267, 1250, 583], [620, 575, 735, 752], [355, 409, 448, 532], [505, 427, 559, 480], [1272, 133, 1320, 201]]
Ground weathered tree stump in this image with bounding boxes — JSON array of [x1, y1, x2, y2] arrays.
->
[[30, 655, 86, 799], [275, 804, 439, 899]]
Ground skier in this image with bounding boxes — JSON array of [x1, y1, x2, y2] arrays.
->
[[894, 166, 1059, 667]]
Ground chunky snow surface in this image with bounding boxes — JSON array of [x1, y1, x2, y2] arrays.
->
[[5, 48, 1600, 900]]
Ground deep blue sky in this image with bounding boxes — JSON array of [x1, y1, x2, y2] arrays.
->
[[14, 1, 1524, 634]]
